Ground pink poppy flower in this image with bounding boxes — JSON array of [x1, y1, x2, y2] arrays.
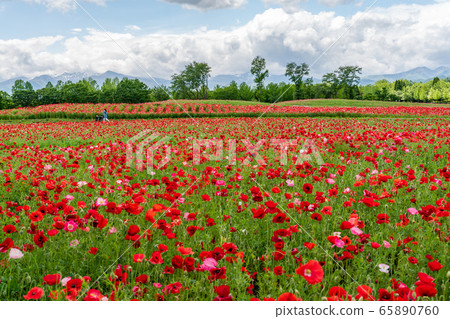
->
[[200, 258, 218, 271], [95, 198, 108, 207], [64, 221, 78, 232], [9, 248, 24, 260]]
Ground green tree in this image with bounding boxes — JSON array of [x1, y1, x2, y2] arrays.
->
[[116, 78, 149, 103], [322, 72, 339, 98], [250, 56, 269, 101], [12, 80, 37, 107], [100, 78, 119, 103], [171, 61, 211, 99], [211, 81, 239, 100], [0, 91, 14, 109], [36, 82, 61, 105], [335, 66, 362, 99], [151, 85, 171, 102], [238, 82, 254, 101], [432, 77, 440, 86], [285, 62, 310, 99]]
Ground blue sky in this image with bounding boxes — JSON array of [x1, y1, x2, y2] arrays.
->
[[0, 0, 422, 39], [0, 0, 449, 80]]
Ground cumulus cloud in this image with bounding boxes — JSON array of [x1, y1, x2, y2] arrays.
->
[[161, 0, 247, 11], [0, 1, 449, 80], [22, 0, 109, 12]]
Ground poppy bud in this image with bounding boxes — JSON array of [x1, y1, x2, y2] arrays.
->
[[447, 271, 450, 279], [25, 274, 31, 283]]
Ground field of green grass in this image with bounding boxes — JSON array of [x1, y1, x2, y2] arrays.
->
[[160, 99, 450, 108]]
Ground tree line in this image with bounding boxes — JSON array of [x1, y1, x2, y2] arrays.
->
[[1, 57, 450, 109]]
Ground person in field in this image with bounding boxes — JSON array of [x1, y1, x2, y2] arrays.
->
[[103, 109, 110, 122]]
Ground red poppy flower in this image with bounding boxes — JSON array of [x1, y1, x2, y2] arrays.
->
[[171, 255, 183, 269], [2, 225, 17, 234], [178, 246, 194, 255], [296, 260, 324, 285], [272, 212, 286, 223], [213, 285, 233, 301], [149, 251, 163, 264], [371, 242, 381, 249], [33, 231, 48, 248], [135, 274, 149, 284], [0, 237, 14, 252], [415, 285, 437, 298], [277, 292, 301, 301], [29, 211, 44, 223], [186, 225, 198, 237], [24, 287, 44, 300], [427, 260, 444, 271], [83, 289, 104, 301], [88, 247, 98, 255], [273, 266, 285, 276], [303, 183, 313, 194], [133, 254, 145, 263], [328, 286, 347, 300], [355, 285, 374, 300], [43, 274, 61, 285], [272, 187, 281, 194], [183, 257, 196, 272], [66, 278, 83, 292], [378, 288, 393, 301], [127, 225, 140, 236], [209, 267, 227, 280], [47, 229, 59, 237], [163, 266, 175, 274], [158, 244, 168, 253], [321, 206, 332, 215]]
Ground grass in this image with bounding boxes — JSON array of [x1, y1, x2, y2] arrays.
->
[[156, 99, 450, 108], [158, 99, 272, 106], [277, 99, 450, 108]]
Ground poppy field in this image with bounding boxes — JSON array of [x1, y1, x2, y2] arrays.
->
[[1, 101, 450, 120], [0, 117, 449, 301]]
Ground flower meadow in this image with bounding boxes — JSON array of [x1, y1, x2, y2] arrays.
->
[[0, 117, 449, 301], [2, 102, 450, 119]]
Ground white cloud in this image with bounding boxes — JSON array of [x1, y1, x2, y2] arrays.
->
[[125, 25, 142, 32], [71, 28, 83, 33], [0, 1, 449, 80], [22, 0, 109, 12], [161, 0, 247, 11]]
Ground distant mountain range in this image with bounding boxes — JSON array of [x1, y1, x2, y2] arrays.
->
[[1, 66, 449, 93], [362, 66, 450, 84]]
